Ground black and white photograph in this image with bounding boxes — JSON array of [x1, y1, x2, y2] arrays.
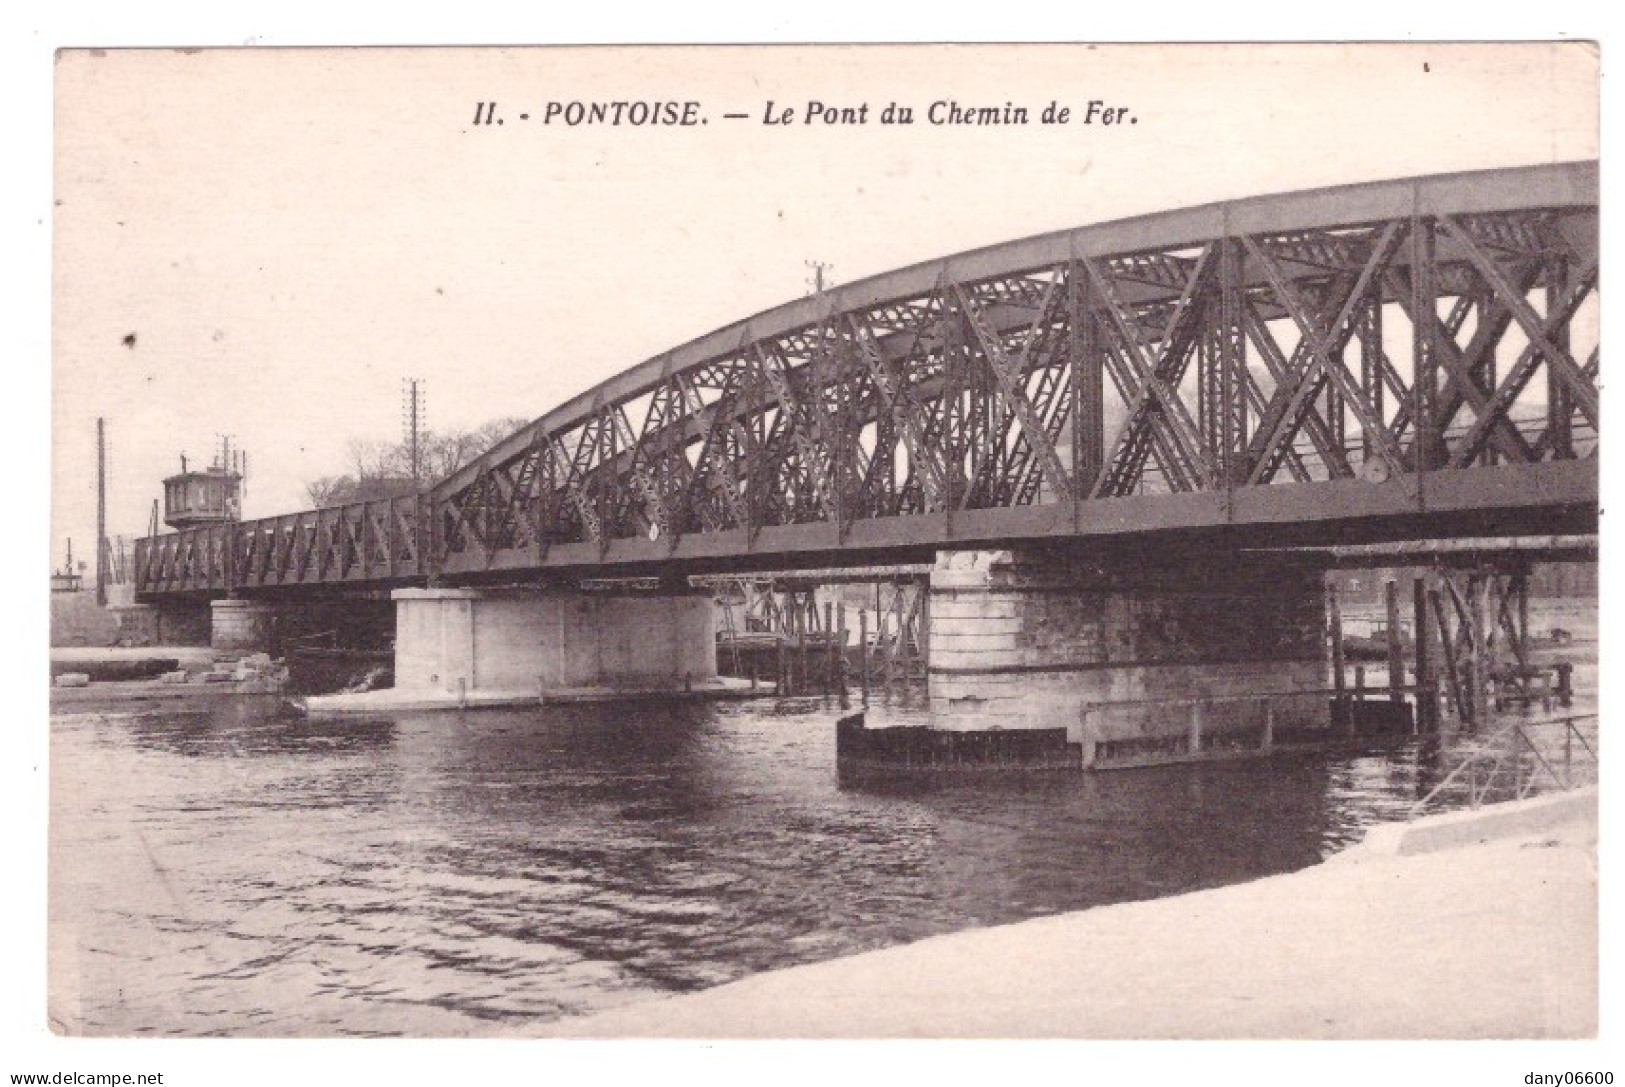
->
[[21, 31, 1607, 1083]]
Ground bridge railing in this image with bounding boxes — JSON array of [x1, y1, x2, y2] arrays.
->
[[135, 492, 426, 595]]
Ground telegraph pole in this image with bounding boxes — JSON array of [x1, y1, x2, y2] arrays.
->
[[95, 417, 107, 606], [805, 260, 832, 299], [217, 432, 238, 594], [403, 378, 425, 484]]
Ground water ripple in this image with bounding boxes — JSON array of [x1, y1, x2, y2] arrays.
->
[[48, 695, 1579, 1036]]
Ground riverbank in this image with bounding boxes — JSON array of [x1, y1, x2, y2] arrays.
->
[[544, 789, 1597, 1039], [50, 645, 217, 673], [49, 644, 294, 710]]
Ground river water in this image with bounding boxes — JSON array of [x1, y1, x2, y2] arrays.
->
[[46, 685, 1586, 1037]]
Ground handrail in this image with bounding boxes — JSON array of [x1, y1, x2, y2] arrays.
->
[[1091, 685, 1423, 710], [1408, 713, 1598, 819]]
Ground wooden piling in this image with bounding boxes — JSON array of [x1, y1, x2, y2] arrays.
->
[[1429, 589, 1465, 724], [795, 604, 808, 697], [776, 633, 787, 695], [1385, 578, 1403, 705], [1515, 569, 1531, 670], [1413, 577, 1435, 733], [886, 582, 905, 697], [858, 610, 869, 705], [823, 601, 835, 694], [835, 603, 847, 695], [789, 597, 801, 694], [1469, 572, 1491, 732], [1328, 586, 1347, 729]]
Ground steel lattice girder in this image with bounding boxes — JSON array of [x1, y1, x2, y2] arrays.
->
[[134, 162, 1599, 597]]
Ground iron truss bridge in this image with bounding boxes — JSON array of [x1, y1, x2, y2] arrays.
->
[[136, 162, 1599, 599]]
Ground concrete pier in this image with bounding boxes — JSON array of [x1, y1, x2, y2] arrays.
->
[[926, 547, 1332, 767], [394, 586, 717, 693], [305, 585, 730, 714]]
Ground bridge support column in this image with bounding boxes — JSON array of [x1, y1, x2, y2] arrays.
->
[[914, 546, 1334, 769], [210, 599, 275, 653], [391, 586, 717, 701]]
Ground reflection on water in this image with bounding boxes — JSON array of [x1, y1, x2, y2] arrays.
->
[[45, 691, 1568, 1036]]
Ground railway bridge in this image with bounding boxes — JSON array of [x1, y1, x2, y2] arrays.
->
[[133, 162, 1598, 742]]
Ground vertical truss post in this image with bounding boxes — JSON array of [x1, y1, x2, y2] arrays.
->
[[961, 303, 990, 510], [1217, 236, 1246, 487], [743, 361, 762, 545], [426, 490, 442, 587], [802, 323, 847, 540], [821, 335, 852, 541], [1067, 261, 1104, 516], [941, 287, 965, 534], [1357, 303, 1384, 466], [595, 411, 615, 557], [1411, 215, 1442, 473], [1478, 289, 1500, 467], [1547, 255, 1574, 460], [529, 461, 552, 561], [1325, 329, 1346, 461], [1199, 303, 1220, 468]]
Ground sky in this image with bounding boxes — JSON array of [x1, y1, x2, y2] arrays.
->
[[52, 43, 1597, 565]]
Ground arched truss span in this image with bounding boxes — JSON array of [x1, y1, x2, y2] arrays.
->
[[134, 162, 1599, 596]]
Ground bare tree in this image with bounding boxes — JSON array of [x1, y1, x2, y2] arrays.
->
[[305, 417, 529, 507]]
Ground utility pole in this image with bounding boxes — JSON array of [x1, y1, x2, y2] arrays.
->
[[805, 260, 833, 299], [403, 378, 425, 484], [96, 417, 107, 606], [216, 432, 239, 595]]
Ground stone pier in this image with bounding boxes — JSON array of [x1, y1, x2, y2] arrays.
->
[[925, 547, 1332, 768], [209, 599, 275, 653]]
